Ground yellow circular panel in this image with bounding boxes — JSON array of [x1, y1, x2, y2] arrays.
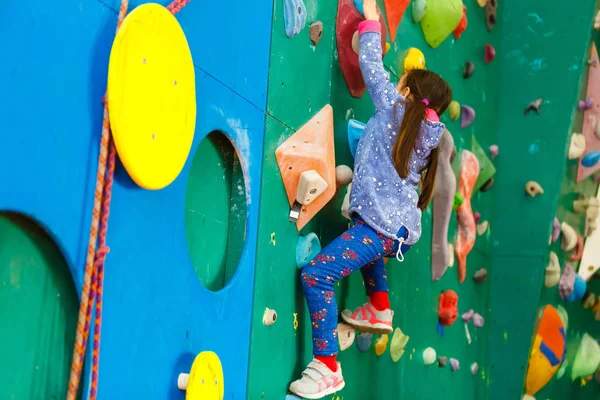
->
[[187, 352, 224, 400], [107, 3, 196, 190]]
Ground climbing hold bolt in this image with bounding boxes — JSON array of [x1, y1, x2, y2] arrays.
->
[[473, 268, 488, 283], [438, 356, 448, 367], [338, 323, 356, 351], [476, 221, 489, 236], [450, 358, 460, 371], [423, 347, 437, 365], [412, 0, 427, 23], [561, 222, 577, 251], [484, 44, 495, 64], [335, 165, 353, 186], [464, 61, 475, 79], [390, 328, 410, 362], [480, 177, 495, 192], [582, 151, 600, 168], [473, 313, 484, 328], [485, 0, 497, 31], [461, 105, 476, 128], [545, 251, 560, 288], [569, 133, 586, 160], [448, 100, 461, 120], [525, 181, 544, 198], [471, 362, 479, 375], [489, 144, 499, 159], [525, 98, 543, 115], [309, 21, 323, 46], [570, 236, 584, 261], [579, 97, 594, 111], [356, 332, 373, 353], [263, 308, 277, 326]]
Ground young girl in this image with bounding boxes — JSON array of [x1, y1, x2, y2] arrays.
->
[[289, 0, 452, 398]]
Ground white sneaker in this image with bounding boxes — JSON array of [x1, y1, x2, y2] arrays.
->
[[341, 302, 394, 334], [289, 358, 345, 399]]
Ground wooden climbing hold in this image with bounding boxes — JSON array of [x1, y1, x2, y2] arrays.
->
[[473, 268, 488, 283], [463, 61, 475, 79], [438, 290, 459, 326], [525, 98, 543, 115], [448, 100, 461, 120], [560, 222, 577, 251], [461, 105, 476, 128], [569, 133, 586, 160], [570, 236, 584, 261], [284, 0, 307, 38], [545, 251, 560, 288], [485, 0, 497, 31], [309, 21, 323, 46], [390, 328, 409, 362], [423, 347, 437, 365], [525, 181, 544, 198], [338, 323, 356, 351], [375, 334, 389, 356], [351, 30, 360, 55], [263, 308, 277, 326], [476, 0, 486, 6], [484, 44, 495, 64]]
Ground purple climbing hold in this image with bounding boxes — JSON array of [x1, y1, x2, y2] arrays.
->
[[461, 105, 475, 128], [582, 151, 600, 168], [551, 217, 560, 243], [473, 313, 484, 327], [489, 144, 499, 160], [473, 211, 481, 224], [450, 358, 460, 371], [579, 97, 594, 111], [559, 264, 576, 299]]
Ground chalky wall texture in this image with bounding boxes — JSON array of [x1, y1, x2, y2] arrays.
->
[[0, 0, 598, 399]]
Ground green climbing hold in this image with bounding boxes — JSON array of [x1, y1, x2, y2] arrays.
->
[[471, 135, 497, 194], [556, 305, 568, 330], [453, 192, 464, 210], [571, 334, 600, 381], [448, 100, 460, 120], [420, 0, 463, 48], [390, 327, 410, 362]]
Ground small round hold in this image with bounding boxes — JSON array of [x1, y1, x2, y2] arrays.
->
[[473, 268, 488, 283], [569, 236, 584, 261], [423, 347, 437, 365], [448, 100, 461, 120], [480, 177, 494, 192], [484, 44, 495, 64], [438, 356, 448, 367], [579, 97, 594, 111], [337, 322, 356, 351], [309, 21, 324, 46], [462, 309, 474, 323], [473, 313, 485, 328], [471, 362, 479, 375], [263, 308, 277, 326], [384, 42, 391, 55], [489, 144, 499, 159], [450, 358, 460, 371], [351, 31, 360, 55], [525, 181, 544, 197], [177, 373, 189, 390], [335, 165, 353, 186], [463, 61, 475, 79]]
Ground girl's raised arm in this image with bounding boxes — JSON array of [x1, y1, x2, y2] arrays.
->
[[359, 0, 399, 111]]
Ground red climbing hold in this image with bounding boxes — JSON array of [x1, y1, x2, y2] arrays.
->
[[438, 290, 459, 326], [453, 5, 468, 39], [383, 0, 410, 43], [484, 44, 496, 64]]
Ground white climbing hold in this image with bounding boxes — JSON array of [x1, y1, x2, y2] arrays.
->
[[338, 323, 356, 351], [341, 183, 352, 220], [447, 243, 455, 267], [263, 308, 277, 326], [476, 221, 489, 236], [450, 358, 460, 371], [525, 181, 544, 197], [545, 251, 560, 288], [569, 133, 586, 160], [423, 347, 437, 365], [561, 222, 577, 251], [522, 395, 536, 400], [471, 362, 479, 375], [335, 165, 353, 186]]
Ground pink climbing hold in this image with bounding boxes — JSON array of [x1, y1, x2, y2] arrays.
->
[[462, 309, 474, 323], [473, 313, 484, 328], [484, 44, 495, 64], [473, 211, 481, 224], [450, 358, 460, 371], [461, 105, 475, 128], [489, 144, 499, 159], [559, 265, 576, 299]]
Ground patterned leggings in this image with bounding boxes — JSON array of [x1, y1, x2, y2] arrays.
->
[[300, 218, 410, 356]]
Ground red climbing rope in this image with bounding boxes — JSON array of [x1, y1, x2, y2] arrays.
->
[[66, 1, 192, 399]]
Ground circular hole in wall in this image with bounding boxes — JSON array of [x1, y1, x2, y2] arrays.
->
[[0, 212, 79, 397], [185, 131, 247, 292]]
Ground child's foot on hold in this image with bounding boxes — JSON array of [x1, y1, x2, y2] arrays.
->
[[289, 358, 345, 399], [341, 302, 393, 334]]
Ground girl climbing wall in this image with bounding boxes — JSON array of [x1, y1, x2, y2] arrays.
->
[[289, 0, 452, 398]]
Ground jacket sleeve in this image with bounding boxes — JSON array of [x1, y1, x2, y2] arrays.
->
[[358, 20, 400, 112]]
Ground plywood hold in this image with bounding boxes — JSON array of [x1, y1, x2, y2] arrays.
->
[[275, 105, 336, 230], [578, 44, 600, 182]]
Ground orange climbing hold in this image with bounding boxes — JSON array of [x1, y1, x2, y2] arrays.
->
[[276, 105, 336, 230], [438, 290, 459, 326], [383, 0, 410, 43], [455, 150, 479, 283], [453, 5, 467, 39]]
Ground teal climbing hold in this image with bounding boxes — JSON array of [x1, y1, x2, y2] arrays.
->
[[284, 0, 307, 38], [582, 151, 600, 168], [354, 0, 364, 15], [567, 274, 587, 303], [356, 332, 373, 352], [296, 233, 321, 269], [348, 119, 366, 158]]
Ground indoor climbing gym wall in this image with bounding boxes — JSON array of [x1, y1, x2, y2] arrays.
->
[[1, 0, 273, 399]]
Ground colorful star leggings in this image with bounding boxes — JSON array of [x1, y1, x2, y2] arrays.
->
[[300, 218, 410, 356]]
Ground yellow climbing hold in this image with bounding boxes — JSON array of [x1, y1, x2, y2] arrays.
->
[[293, 313, 299, 330], [403, 48, 426, 74], [448, 100, 460, 120], [385, 42, 391, 55], [476, 0, 487, 6], [186, 352, 224, 400], [375, 334, 389, 356], [108, 3, 196, 190]]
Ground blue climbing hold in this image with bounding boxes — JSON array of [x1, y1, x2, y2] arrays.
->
[[348, 119, 366, 158], [284, 0, 307, 38], [286, 395, 303, 400], [356, 332, 373, 352], [582, 151, 600, 168], [296, 233, 321, 269], [567, 274, 587, 303], [354, 0, 364, 15]]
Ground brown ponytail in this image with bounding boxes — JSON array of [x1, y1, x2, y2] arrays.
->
[[392, 69, 452, 211]]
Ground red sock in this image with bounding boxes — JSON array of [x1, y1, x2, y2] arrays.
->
[[315, 355, 338, 372], [369, 291, 391, 311]]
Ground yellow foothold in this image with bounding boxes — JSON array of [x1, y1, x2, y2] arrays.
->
[[185, 352, 224, 400], [448, 101, 460, 120], [385, 42, 391, 55], [293, 313, 299, 330], [403, 48, 426, 74], [375, 334, 389, 356]]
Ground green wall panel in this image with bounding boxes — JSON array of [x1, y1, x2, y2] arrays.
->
[[0, 213, 79, 399]]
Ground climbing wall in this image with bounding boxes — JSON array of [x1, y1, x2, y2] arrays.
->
[[0, 0, 273, 398], [249, 0, 500, 398], [488, 1, 598, 399]]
